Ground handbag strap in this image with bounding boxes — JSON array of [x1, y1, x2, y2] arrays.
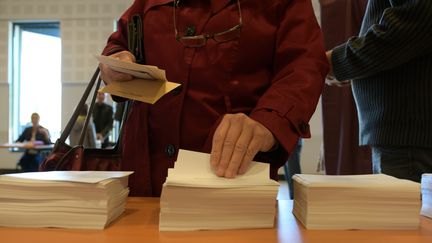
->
[[57, 12, 143, 147], [59, 67, 129, 150], [60, 68, 100, 143], [128, 14, 145, 64], [78, 74, 103, 145]]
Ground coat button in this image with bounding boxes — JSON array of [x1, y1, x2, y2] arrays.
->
[[165, 144, 176, 157], [185, 25, 196, 36]]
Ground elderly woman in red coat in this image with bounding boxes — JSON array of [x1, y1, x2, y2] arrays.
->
[[100, 0, 329, 196]]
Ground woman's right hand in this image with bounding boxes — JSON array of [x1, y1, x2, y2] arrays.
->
[[99, 51, 136, 85]]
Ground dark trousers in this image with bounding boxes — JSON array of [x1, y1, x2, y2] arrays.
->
[[372, 146, 432, 182], [284, 139, 303, 199], [18, 152, 43, 172]]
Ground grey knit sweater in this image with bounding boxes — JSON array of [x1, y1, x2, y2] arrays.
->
[[332, 0, 432, 147]]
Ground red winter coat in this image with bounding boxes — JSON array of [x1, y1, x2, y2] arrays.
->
[[103, 0, 329, 196]]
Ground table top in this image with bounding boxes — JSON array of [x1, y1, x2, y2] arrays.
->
[[0, 142, 54, 150], [1, 197, 432, 243]]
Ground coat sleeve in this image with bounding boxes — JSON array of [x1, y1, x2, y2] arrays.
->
[[16, 128, 29, 142], [249, 0, 328, 160], [101, 0, 146, 102], [102, 0, 146, 56], [332, 1, 432, 81]]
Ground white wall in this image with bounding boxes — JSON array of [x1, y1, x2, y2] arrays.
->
[[295, 0, 323, 174], [0, 0, 324, 173], [0, 0, 133, 168]]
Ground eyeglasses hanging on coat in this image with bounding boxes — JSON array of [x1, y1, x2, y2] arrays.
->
[[173, 0, 243, 48]]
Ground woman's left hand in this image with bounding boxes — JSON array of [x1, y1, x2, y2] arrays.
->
[[210, 113, 276, 178]]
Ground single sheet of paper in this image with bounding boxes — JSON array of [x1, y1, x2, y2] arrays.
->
[[293, 173, 420, 189], [95, 54, 164, 80], [1, 171, 134, 184], [95, 54, 181, 104], [167, 149, 279, 188]]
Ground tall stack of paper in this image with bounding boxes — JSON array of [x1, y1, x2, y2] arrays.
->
[[421, 174, 432, 218], [159, 149, 279, 231], [292, 174, 421, 230], [0, 171, 132, 229]]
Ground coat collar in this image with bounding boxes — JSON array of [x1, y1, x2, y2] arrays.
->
[[211, 0, 233, 14], [144, 0, 173, 14]]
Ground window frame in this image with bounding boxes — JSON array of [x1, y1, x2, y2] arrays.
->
[[10, 21, 61, 142]]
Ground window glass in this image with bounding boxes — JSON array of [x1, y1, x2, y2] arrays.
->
[[11, 22, 61, 141]]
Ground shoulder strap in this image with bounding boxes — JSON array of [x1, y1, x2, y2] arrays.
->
[[128, 14, 145, 64], [59, 68, 100, 143]]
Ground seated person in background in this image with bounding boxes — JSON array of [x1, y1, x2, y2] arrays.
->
[[16, 112, 51, 172], [69, 104, 97, 148], [93, 92, 113, 148]]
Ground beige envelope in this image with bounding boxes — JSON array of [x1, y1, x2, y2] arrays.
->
[[99, 78, 180, 104], [95, 55, 181, 104]]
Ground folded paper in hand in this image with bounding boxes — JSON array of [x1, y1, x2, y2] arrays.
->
[[95, 54, 181, 104]]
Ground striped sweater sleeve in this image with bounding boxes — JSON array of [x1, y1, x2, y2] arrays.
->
[[331, 0, 432, 81]]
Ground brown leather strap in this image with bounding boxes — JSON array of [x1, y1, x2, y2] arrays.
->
[[79, 76, 102, 145], [59, 68, 100, 142], [58, 67, 129, 151]]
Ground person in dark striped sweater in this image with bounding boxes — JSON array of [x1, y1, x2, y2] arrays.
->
[[326, 0, 432, 182]]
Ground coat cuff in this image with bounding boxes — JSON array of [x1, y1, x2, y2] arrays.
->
[[331, 43, 352, 81], [249, 108, 305, 157], [102, 46, 127, 57]]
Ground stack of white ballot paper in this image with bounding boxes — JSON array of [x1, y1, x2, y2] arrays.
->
[[0, 171, 132, 229], [159, 149, 280, 231], [292, 174, 421, 230], [421, 174, 432, 219]]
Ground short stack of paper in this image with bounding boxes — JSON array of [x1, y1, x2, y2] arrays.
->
[[0, 171, 132, 229], [421, 174, 432, 218], [292, 174, 421, 230], [159, 149, 279, 231]]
